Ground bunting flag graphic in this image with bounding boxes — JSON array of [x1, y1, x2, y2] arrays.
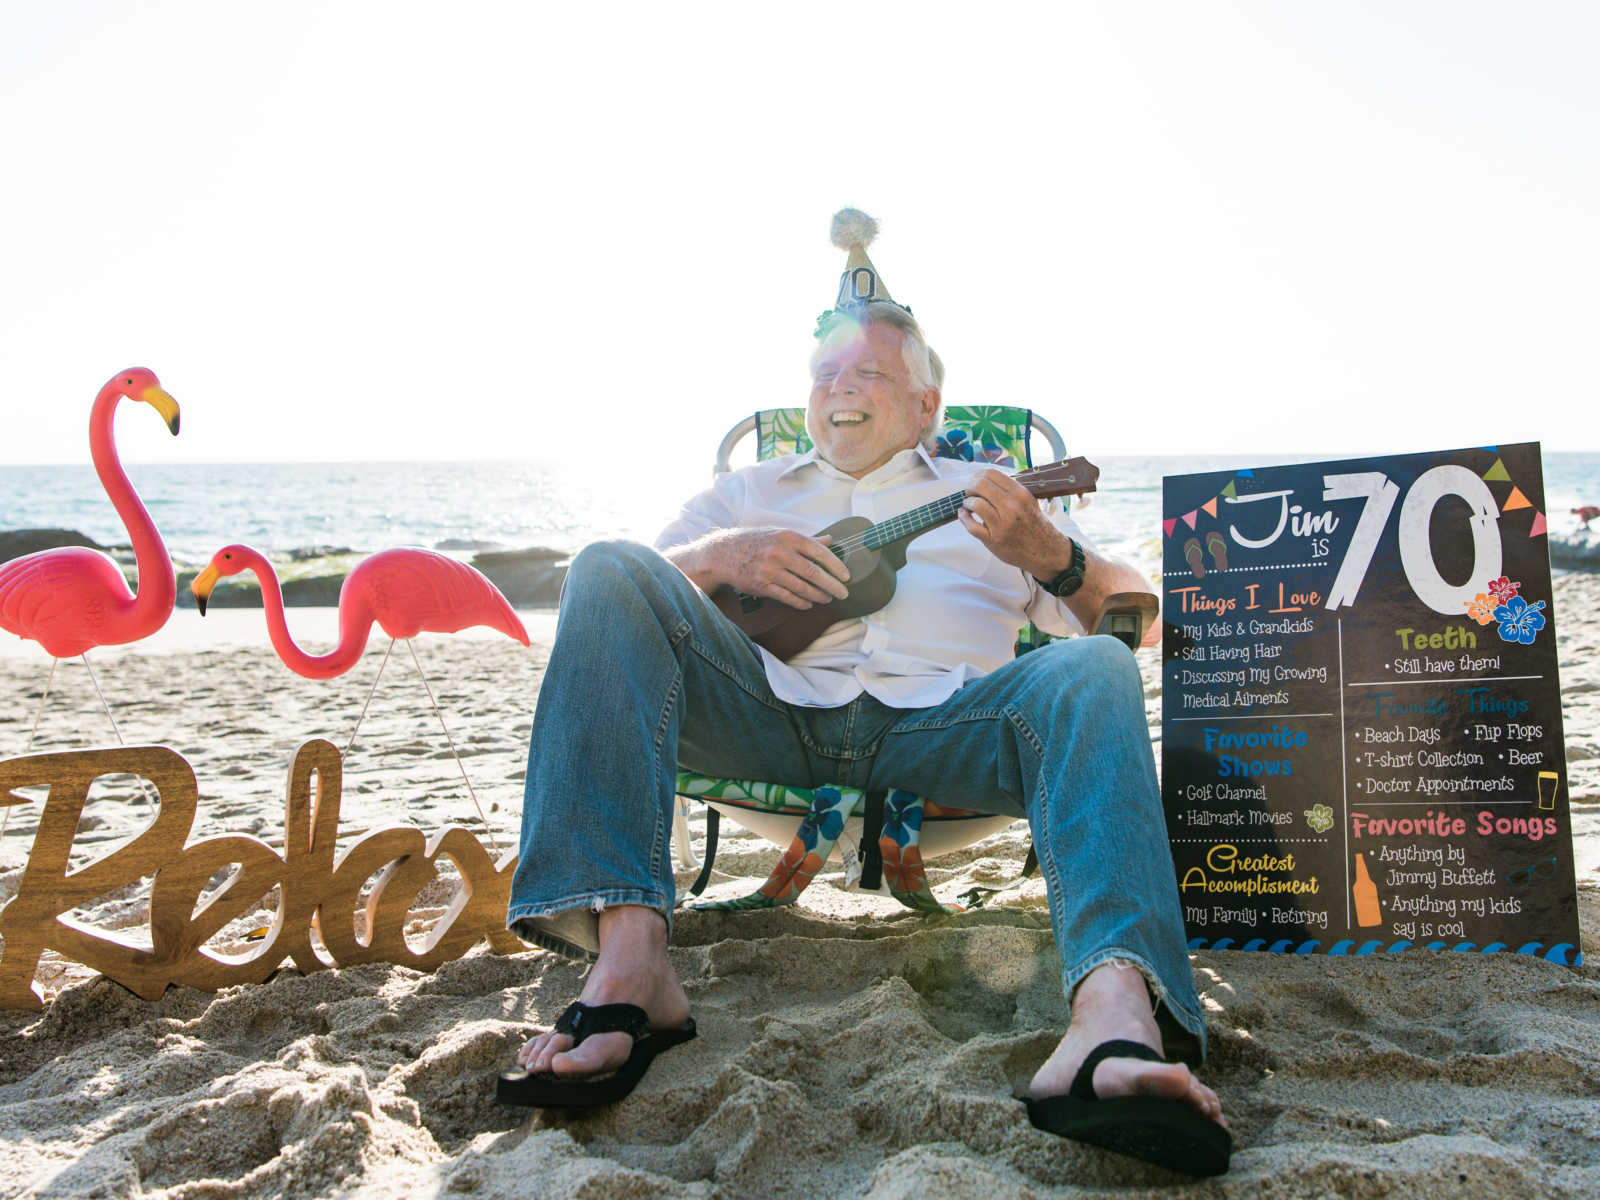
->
[[1164, 451, 1548, 551], [1166, 478, 1250, 533]]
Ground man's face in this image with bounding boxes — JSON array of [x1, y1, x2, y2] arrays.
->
[[805, 322, 939, 479]]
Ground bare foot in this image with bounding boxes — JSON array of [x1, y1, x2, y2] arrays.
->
[[1026, 963, 1226, 1129], [513, 905, 691, 1079]]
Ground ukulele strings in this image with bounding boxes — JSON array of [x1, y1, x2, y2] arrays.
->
[[824, 463, 1071, 558]]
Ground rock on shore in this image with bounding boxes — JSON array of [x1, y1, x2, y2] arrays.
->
[[1551, 529, 1600, 570], [0, 528, 106, 559], [0, 530, 571, 609]]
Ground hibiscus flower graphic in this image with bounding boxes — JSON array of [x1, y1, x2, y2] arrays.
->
[[759, 840, 823, 900], [1464, 593, 1496, 625], [1486, 576, 1521, 606], [1494, 595, 1547, 645], [881, 839, 928, 895]]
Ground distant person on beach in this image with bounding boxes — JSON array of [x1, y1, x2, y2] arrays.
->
[[496, 211, 1231, 1177]]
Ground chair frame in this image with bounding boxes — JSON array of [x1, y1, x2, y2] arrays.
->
[[714, 412, 1067, 477]]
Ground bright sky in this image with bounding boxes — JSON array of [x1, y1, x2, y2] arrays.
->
[[2, 0, 1595, 468]]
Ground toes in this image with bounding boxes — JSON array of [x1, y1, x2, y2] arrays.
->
[[516, 1031, 573, 1073], [511, 1029, 635, 1078], [534, 1033, 575, 1074], [1188, 1076, 1227, 1126], [549, 1030, 631, 1078]]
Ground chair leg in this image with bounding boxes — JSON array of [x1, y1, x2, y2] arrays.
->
[[672, 797, 699, 870]]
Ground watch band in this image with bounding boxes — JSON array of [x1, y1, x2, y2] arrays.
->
[[1035, 538, 1085, 598]]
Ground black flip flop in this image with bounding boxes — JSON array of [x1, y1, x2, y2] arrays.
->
[[496, 1001, 697, 1109], [1023, 1039, 1232, 1177]]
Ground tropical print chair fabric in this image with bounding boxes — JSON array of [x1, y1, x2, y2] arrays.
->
[[879, 789, 960, 914], [682, 780, 961, 914], [675, 773, 843, 816], [681, 404, 1057, 913]]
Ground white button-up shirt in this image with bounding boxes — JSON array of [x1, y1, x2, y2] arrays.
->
[[655, 445, 1091, 709]]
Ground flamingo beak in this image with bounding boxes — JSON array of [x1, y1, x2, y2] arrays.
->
[[192, 564, 220, 616], [140, 385, 181, 436]]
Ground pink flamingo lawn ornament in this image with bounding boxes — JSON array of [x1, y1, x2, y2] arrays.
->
[[0, 367, 181, 748], [190, 544, 530, 848]]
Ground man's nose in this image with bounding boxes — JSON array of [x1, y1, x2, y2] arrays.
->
[[829, 372, 856, 396]]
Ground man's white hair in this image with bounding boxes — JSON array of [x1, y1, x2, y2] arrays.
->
[[810, 302, 946, 450]]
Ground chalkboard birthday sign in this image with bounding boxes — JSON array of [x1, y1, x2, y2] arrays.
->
[[1161, 442, 1580, 962]]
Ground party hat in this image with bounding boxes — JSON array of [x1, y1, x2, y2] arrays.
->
[[816, 208, 912, 338]]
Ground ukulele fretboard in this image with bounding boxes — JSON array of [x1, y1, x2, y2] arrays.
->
[[857, 465, 1064, 552]]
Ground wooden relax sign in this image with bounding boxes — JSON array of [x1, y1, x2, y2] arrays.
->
[[0, 740, 522, 1010]]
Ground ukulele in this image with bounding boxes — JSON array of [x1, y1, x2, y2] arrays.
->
[[712, 457, 1099, 661]]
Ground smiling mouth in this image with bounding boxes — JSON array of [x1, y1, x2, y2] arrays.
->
[[831, 412, 867, 425]]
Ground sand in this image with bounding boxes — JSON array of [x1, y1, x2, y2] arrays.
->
[[1, 577, 1597, 1198]]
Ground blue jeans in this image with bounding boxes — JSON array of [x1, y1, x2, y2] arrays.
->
[[508, 542, 1204, 1061]]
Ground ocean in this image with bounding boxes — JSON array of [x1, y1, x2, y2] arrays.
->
[[2, 450, 1595, 581]]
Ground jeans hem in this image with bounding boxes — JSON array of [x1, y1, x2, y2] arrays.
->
[[507, 890, 675, 960]]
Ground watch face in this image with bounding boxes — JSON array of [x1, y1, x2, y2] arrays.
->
[[1051, 540, 1085, 595], [1053, 569, 1083, 596]]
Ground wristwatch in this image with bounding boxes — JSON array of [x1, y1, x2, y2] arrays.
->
[[1034, 538, 1085, 598]]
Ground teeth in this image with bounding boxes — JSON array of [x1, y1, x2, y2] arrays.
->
[[832, 412, 867, 424]]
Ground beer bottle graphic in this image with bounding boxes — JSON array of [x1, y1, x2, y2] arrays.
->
[[1353, 852, 1383, 928]]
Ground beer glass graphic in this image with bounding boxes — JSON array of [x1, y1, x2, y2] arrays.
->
[[1537, 770, 1559, 811]]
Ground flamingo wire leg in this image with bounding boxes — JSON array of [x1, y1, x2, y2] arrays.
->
[[81, 652, 125, 745], [345, 638, 395, 755], [1, 658, 60, 836], [79, 652, 160, 813], [24, 657, 59, 755], [404, 638, 499, 855]]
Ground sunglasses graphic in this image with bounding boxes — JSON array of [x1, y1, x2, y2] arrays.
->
[[1505, 856, 1558, 890]]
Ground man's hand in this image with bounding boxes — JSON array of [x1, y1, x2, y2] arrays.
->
[[956, 469, 1073, 579], [959, 468, 1162, 646], [665, 527, 851, 610]]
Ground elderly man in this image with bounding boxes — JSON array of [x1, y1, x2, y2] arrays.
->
[[497, 216, 1230, 1176]]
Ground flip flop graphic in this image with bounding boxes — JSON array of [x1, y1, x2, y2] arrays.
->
[[1183, 537, 1205, 578], [1206, 530, 1228, 571]]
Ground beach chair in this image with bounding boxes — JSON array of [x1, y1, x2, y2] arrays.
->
[[673, 406, 1157, 914]]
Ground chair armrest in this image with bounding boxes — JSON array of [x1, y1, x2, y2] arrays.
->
[[1093, 591, 1160, 650]]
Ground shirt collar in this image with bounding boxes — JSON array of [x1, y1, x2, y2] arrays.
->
[[778, 443, 940, 483]]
